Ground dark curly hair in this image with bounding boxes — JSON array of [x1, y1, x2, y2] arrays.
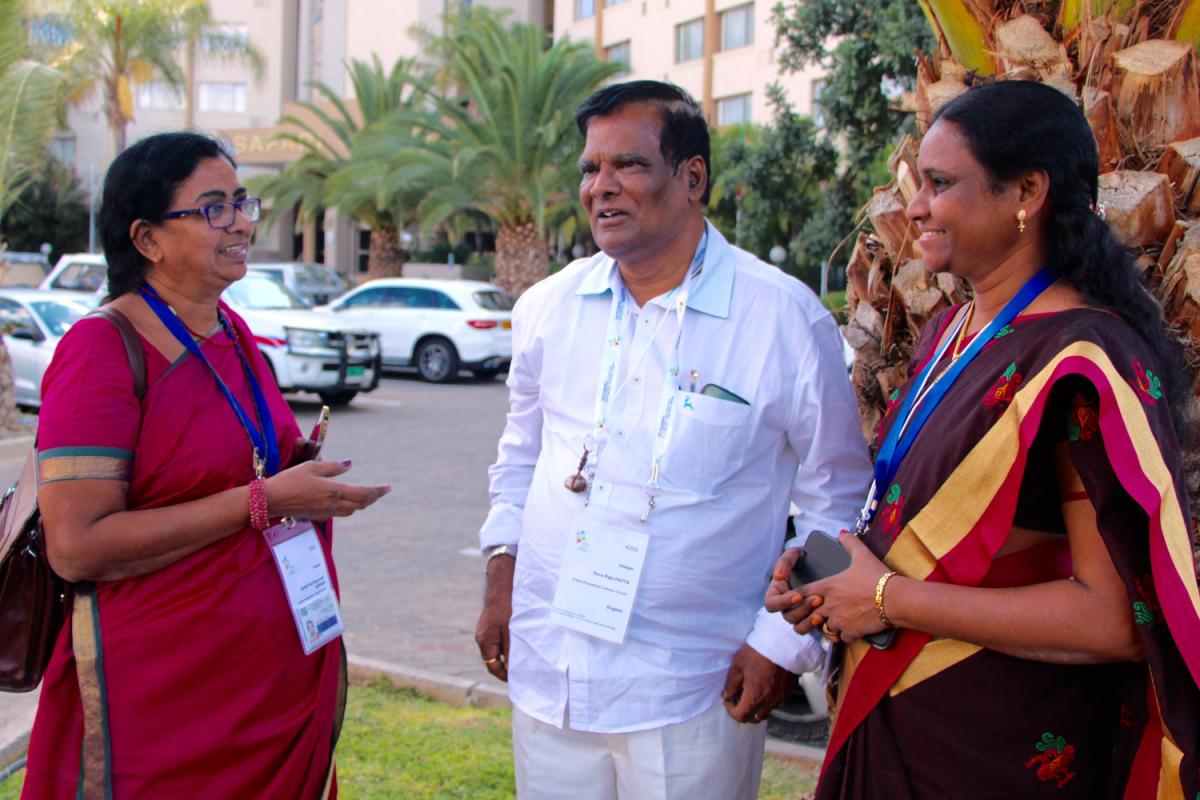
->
[[934, 80, 1191, 438], [574, 80, 712, 205], [99, 132, 235, 300]]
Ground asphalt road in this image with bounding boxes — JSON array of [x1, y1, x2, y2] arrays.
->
[[0, 371, 511, 738]]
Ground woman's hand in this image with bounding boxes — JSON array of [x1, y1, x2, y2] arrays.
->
[[265, 459, 391, 521], [764, 547, 825, 635], [800, 534, 892, 643]]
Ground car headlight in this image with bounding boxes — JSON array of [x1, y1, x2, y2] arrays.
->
[[286, 327, 338, 355]]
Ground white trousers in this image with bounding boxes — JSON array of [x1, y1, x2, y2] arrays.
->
[[512, 700, 768, 800]]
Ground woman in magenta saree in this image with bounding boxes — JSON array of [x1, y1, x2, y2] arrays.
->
[[21, 133, 388, 799], [768, 81, 1200, 798]]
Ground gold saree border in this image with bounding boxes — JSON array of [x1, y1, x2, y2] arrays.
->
[[888, 638, 983, 697], [38, 457, 130, 485], [72, 585, 113, 800]]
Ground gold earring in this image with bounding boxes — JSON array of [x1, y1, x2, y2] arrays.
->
[[1017, 209, 1027, 233]]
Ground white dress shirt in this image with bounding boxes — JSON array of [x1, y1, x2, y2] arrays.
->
[[480, 223, 872, 733]]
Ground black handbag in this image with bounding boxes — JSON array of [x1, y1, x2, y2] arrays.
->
[[0, 306, 145, 692]]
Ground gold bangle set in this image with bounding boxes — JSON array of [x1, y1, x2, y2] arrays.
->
[[875, 570, 898, 628]]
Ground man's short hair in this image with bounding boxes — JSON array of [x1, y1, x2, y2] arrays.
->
[[574, 80, 712, 205]]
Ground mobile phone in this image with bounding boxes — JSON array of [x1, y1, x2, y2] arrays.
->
[[699, 383, 750, 405], [788, 530, 897, 651], [309, 405, 331, 459]]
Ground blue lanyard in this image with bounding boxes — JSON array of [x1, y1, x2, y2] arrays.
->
[[858, 268, 1054, 532], [139, 287, 280, 477]]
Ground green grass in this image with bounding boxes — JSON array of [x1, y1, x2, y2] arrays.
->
[[0, 680, 818, 799]]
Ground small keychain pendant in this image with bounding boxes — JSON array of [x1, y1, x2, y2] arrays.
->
[[640, 495, 656, 523], [564, 445, 591, 493]]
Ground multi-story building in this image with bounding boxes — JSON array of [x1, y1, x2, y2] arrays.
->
[[554, 0, 824, 127], [59, 0, 544, 271], [58, 0, 820, 274]]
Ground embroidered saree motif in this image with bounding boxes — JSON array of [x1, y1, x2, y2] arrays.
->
[[1025, 732, 1078, 789]]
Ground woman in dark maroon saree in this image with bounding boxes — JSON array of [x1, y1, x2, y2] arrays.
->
[[767, 81, 1200, 798], [21, 133, 389, 799]]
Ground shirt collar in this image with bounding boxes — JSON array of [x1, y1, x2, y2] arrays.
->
[[574, 220, 734, 320]]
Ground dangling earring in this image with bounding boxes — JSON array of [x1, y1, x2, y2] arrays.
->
[[1016, 209, 1027, 233]]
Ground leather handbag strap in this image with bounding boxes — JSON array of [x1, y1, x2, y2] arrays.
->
[[73, 305, 147, 798], [88, 305, 146, 401]]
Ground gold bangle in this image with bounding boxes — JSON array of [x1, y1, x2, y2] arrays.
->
[[875, 571, 898, 628]]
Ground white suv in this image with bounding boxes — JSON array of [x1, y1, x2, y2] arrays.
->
[[319, 278, 512, 383], [40, 255, 382, 406]]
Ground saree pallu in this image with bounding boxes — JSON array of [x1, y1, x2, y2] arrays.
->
[[817, 308, 1200, 799], [22, 305, 343, 800]]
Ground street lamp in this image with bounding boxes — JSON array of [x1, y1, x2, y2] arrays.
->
[[768, 245, 786, 265]]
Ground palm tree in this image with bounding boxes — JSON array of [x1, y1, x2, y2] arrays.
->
[[0, 0, 61, 221], [356, 9, 622, 296], [35, 0, 262, 154], [249, 55, 429, 278], [1, 0, 61, 430]]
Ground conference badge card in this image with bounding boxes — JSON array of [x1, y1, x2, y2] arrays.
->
[[549, 524, 648, 645]]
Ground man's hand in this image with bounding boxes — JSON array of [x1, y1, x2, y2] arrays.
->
[[474, 553, 515, 681], [721, 644, 795, 724]]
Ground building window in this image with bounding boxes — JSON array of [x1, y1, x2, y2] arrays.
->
[[197, 82, 246, 113], [49, 134, 76, 169], [201, 23, 250, 55], [357, 228, 370, 274], [606, 41, 631, 75], [675, 18, 704, 63], [811, 78, 827, 128], [717, 93, 752, 125], [720, 4, 754, 51], [575, 0, 595, 20], [136, 81, 184, 110]]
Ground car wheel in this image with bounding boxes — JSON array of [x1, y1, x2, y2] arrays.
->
[[318, 390, 358, 407], [471, 366, 503, 381], [415, 337, 460, 383]]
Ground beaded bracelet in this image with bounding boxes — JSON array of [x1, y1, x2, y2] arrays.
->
[[875, 570, 898, 628], [249, 477, 270, 530]]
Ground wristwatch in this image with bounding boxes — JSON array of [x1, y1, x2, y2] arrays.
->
[[484, 543, 518, 562]]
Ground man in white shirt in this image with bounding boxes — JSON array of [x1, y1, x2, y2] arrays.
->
[[475, 80, 871, 799]]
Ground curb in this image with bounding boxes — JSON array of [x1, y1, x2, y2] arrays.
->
[[0, 654, 828, 778]]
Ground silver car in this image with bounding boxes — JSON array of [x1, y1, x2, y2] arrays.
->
[[0, 289, 97, 407], [247, 262, 347, 307]]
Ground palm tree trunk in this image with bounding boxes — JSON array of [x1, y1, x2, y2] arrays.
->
[[0, 343, 25, 431], [366, 227, 406, 278], [495, 220, 548, 296]]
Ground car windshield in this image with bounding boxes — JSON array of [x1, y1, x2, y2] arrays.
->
[[297, 264, 343, 289], [473, 290, 515, 311], [31, 298, 95, 337], [225, 275, 309, 310]]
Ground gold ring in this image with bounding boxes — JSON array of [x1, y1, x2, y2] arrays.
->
[[821, 623, 840, 640], [483, 656, 501, 665]]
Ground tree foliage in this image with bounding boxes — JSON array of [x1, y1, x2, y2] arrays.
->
[[709, 84, 839, 289], [770, 0, 934, 281], [35, 0, 263, 153], [354, 8, 621, 294], [0, 156, 88, 255], [0, 0, 62, 221]]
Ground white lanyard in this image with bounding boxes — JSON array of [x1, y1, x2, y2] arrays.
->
[[586, 225, 709, 520]]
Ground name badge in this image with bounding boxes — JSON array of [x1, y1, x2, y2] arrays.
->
[[264, 520, 345, 655], [549, 523, 649, 645]]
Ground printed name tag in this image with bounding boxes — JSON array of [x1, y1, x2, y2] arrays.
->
[[264, 520, 345, 655], [549, 523, 649, 645]]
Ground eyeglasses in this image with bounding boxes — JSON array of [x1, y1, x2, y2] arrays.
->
[[159, 196, 262, 229]]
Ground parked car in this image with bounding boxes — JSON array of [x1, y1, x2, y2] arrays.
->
[[0, 289, 97, 407], [318, 278, 513, 383], [40, 255, 382, 406], [222, 272, 382, 406], [0, 251, 51, 288], [248, 262, 347, 307], [40, 253, 107, 293]]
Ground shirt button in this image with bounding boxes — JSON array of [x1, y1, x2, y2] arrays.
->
[[633, 377, 641, 383], [617, 430, 624, 437]]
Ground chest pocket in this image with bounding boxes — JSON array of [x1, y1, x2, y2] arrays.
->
[[661, 391, 753, 494]]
